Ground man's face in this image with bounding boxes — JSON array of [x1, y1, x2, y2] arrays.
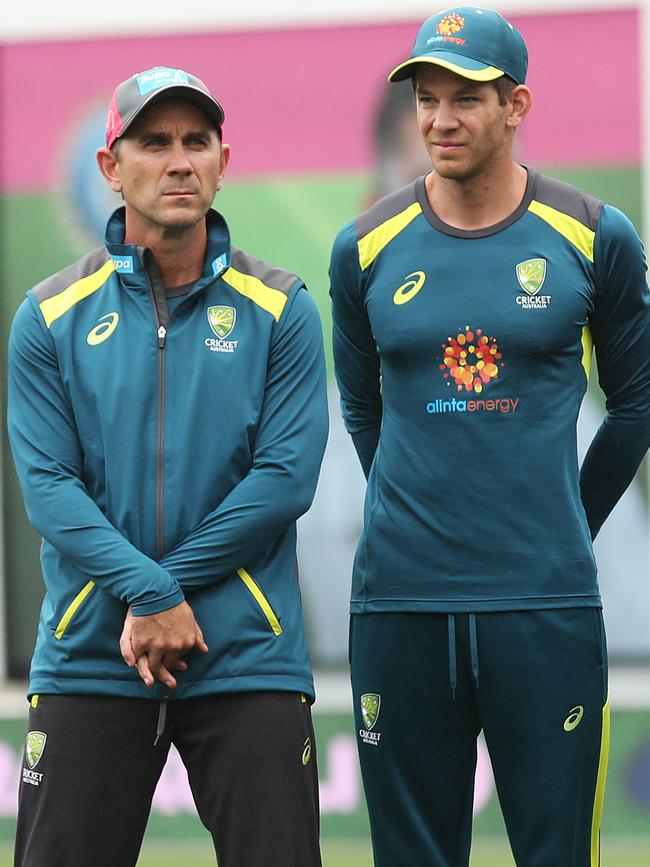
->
[[105, 98, 228, 234], [414, 65, 514, 182]]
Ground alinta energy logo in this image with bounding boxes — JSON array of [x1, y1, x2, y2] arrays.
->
[[427, 325, 519, 416], [427, 12, 466, 46], [436, 12, 465, 35]]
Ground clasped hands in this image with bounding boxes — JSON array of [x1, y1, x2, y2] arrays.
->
[[119, 601, 208, 689]]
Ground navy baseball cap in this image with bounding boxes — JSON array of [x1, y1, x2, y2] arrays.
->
[[106, 66, 225, 149], [388, 7, 528, 85]]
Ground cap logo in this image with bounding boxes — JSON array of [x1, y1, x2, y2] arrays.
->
[[135, 67, 190, 96], [436, 13, 465, 35]]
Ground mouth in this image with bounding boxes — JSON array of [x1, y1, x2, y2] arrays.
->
[[163, 191, 198, 197]]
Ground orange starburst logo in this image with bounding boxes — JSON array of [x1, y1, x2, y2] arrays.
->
[[439, 326, 503, 394], [436, 13, 465, 36]]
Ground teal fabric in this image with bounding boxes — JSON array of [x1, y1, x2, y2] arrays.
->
[[330, 170, 650, 614], [350, 609, 608, 867], [8, 207, 328, 701]]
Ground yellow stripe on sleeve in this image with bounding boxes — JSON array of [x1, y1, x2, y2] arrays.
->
[[39, 260, 116, 328], [358, 202, 422, 271], [221, 267, 288, 322], [581, 325, 593, 381], [528, 201, 596, 262], [590, 696, 610, 866]]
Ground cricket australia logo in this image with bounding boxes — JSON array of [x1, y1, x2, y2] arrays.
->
[[205, 306, 239, 353], [359, 693, 382, 746], [23, 731, 46, 787], [515, 259, 551, 308]]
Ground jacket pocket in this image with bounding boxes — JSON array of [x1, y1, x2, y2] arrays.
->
[[53, 581, 96, 639], [237, 568, 283, 636]]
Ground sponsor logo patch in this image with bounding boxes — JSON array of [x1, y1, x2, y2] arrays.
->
[[135, 67, 190, 96], [439, 326, 503, 394], [111, 256, 134, 274]]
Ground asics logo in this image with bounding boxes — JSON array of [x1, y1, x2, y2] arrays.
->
[[563, 705, 584, 732], [302, 737, 312, 766], [393, 271, 426, 306], [87, 312, 119, 346]]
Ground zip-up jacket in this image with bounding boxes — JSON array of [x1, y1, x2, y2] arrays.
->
[[8, 207, 329, 701]]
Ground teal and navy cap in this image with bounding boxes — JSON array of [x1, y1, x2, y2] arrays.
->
[[106, 66, 225, 149], [388, 7, 527, 85]]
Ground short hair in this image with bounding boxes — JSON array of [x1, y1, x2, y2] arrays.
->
[[494, 75, 517, 106]]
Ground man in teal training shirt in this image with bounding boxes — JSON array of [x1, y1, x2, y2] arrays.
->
[[330, 8, 650, 866], [9, 66, 327, 867]]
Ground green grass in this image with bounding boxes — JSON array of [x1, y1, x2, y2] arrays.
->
[[1, 837, 648, 866]]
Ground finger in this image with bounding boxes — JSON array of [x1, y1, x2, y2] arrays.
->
[[119, 631, 136, 667], [135, 654, 155, 687], [195, 624, 209, 654], [156, 662, 178, 690], [168, 659, 188, 672]]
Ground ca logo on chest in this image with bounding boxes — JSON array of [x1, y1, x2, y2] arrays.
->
[[393, 271, 426, 306]]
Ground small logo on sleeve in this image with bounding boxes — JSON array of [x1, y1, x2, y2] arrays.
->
[[359, 693, 382, 745]]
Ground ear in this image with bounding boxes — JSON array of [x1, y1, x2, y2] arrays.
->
[[215, 143, 231, 193], [96, 147, 123, 193], [506, 84, 532, 129]]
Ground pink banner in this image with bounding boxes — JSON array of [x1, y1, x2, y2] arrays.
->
[[1, 9, 639, 192]]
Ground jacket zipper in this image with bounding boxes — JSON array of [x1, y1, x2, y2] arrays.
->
[[143, 250, 170, 561]]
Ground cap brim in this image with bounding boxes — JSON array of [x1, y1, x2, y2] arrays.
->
[[388, 54, 504, 83], [119, 84, 225, 140]]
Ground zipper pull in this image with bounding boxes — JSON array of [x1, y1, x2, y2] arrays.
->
[[157, 325, 167, 348]]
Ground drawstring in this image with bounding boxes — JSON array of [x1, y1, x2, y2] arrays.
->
[[448, 614, 457, 699], [469, 613, 480, 688], [447, 614, 480, 698], [154, 698, 168, 747]]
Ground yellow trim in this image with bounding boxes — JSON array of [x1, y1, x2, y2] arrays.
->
[[388, 56, 504, 82], [221, 267, 287, 322], [54, 581, 96, 639], [528, 200, 595, 262], [237, 568, 283, 636], [31, 695, 39, 709], [581, 325, 593, 380], [590, 696, 611, 866], [358, 202, 422, 271], [39, 260, 116, 328]]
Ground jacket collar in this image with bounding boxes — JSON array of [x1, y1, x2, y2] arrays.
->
[[104, 206, 231, 293]]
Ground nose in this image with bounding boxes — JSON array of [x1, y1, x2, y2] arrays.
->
[[432, 101, 459, 132], [166, 143, 194, 174]]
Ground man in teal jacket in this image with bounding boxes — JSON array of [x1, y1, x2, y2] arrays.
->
[[8, 66, 328, 867]]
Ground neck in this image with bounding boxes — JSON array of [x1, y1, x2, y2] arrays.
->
[[124, 218, 208, 288], [426, 160, 528, 231]]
